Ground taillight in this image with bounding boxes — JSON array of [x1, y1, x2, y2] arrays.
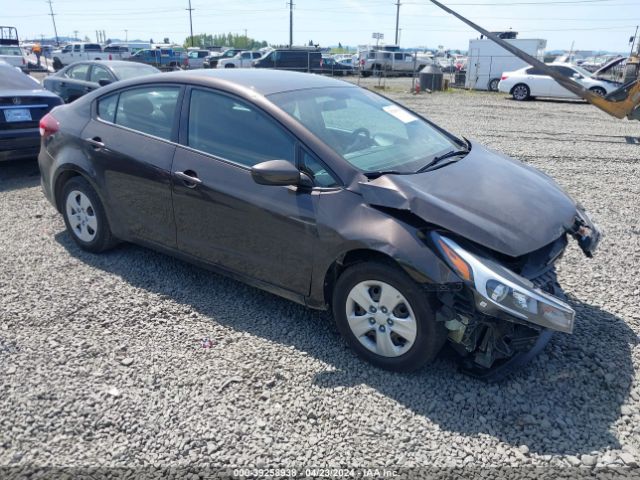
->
[[501, 75, 508, 80], [39, 113, 59, 138]]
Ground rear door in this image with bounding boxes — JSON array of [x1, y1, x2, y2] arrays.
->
[[80, 85, 182, 247], [171, 87, 318, 295]]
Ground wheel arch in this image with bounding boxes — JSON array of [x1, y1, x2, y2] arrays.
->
[[320, 247, 440, 311], [510, 82, 528, 94]]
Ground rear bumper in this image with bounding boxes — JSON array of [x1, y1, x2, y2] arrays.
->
[[0, 128, 40, 161]]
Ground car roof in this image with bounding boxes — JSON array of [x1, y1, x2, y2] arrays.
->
[[152, 69, 356, 95]]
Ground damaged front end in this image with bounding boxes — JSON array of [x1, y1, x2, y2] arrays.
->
[[429, 211, 601, 381]]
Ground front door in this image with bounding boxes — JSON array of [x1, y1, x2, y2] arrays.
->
[[171, 87, 317, 295]]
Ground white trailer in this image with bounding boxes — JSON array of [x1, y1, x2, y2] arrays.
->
[[466, 38, 546, 91]]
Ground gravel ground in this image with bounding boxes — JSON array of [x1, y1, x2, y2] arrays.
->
[[1, 77, 640, 478]]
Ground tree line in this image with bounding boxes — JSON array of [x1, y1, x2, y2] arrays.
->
[[185, 33, 268, 49]]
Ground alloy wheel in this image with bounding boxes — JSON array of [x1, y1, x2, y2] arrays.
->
[[65, 190, 98, 242], [345, 280, 417, 358], [513, 84, 529, 100]]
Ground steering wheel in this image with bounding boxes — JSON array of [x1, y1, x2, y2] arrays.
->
[[345, 127, 372, 153]]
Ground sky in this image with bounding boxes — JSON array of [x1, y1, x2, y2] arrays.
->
[[4, 0, 640, 53]]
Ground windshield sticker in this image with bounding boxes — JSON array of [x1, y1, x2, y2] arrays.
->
[[383, 105, 418, 123]]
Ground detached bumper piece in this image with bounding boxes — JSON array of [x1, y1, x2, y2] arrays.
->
[[570, 207, 602, 258], [460, 329, 553, 382]]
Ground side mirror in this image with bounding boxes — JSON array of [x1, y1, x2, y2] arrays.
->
[[572, 72, 583, 80], [251, 160, 312, 187], [98, 79, 112, 86]]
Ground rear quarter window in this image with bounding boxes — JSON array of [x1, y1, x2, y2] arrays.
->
[[97, 94, 118, 123]]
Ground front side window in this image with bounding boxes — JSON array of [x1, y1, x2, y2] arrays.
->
[[73, 45, 81, 52], [187, 89, 295, 167], [269, 87, 457, 174], [113, 87, 180, 140], [302, 151, 339, 188], [89, 66, 113, 83]]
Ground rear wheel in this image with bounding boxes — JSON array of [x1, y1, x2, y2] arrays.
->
[[488, 78, 500, 92], [52, 57, 63, 71], [224, 63, 235, 68], [512, 83, 530, 101], [332, 261, 447, 372], [61, 177, 117, 253]]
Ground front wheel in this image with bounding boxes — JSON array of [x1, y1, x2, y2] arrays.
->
[[589, 86, 606, 97], [61, 177, 117, 253], [332, 262, 447, 372], [52, 57, 63, 71], [512, 83, 530, 101]]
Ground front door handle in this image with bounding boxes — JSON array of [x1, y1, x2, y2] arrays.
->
[[85, 137, 105, 149], [174, 170, 202, 187]]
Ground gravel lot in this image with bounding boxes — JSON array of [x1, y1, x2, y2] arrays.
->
[[1, 77, 640, 478]]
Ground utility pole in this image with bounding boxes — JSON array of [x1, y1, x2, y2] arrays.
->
[[394, 1, 401, 45], [125, 29, 128, 44], [288, 1, 294, 48], [73, 30, 78, 40], [47, 0, 59, 46], [186, 0, 194, 47]]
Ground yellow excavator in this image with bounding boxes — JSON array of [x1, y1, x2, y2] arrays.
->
[[428, 0, 640, 121]]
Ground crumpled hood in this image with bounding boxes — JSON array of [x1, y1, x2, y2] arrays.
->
[[357, 141, 578, 257]]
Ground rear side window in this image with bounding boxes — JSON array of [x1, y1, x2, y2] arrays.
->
[[97, 94, 118, 123], [187, 89, 295, 167], [98, 87, 180, 140], [66, 64, 89, 80]]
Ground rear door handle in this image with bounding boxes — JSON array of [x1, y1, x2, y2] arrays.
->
[[85, 137, 105, 149], [174, 170, 202, 187]]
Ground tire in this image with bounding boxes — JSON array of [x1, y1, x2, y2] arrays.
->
[[52, 57, 63, 71], [332, 261, 447, 372], [61, 177, 117, 253], [589, 86, 606, 97], [224, 63, 235, 68], [511, 83, 530, 101], [488, 78, 500, 92]]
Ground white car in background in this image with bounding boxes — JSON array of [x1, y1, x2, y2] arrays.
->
[[217, 50, 262, 68], [0, 45, 28, 72], [498, 63, 619, 101]]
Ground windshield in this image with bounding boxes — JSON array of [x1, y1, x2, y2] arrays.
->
[[0, 46, 23, 56], [111, 64, 159, 80], [268, 86, 458, 173]]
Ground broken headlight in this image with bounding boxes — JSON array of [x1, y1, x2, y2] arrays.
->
[[435, 234, 575, 334]]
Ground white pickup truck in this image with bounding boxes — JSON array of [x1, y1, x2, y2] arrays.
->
[[52, 43, 126, 70]]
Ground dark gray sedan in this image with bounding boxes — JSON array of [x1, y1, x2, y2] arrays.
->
[[43, 60, 159, 103], [37, 70, 600, 379]]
